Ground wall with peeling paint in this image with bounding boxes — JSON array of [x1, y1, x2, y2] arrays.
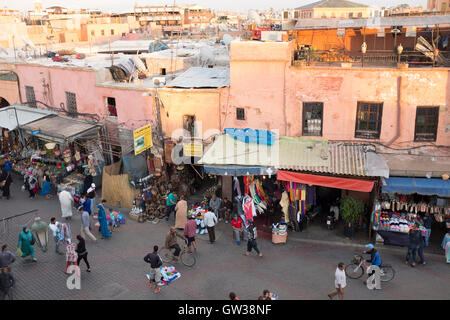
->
[[225, 40, 450, 148]]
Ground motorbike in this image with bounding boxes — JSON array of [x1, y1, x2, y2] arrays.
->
[[326, 215, 336, 230]]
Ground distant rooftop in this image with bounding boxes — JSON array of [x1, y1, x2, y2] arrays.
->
[[295, 0, 369, 10], [294, 14, 450, 29], [166, 67, 229, 88]]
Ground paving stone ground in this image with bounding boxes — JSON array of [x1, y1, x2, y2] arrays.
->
[[1, 174, 449, 300]]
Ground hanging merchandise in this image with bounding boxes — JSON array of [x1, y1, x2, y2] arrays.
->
[[243, 195, 257, 221], [234, 177, 242, 198], [280, 191, 290, 222]]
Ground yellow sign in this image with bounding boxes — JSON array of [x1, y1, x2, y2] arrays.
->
[[133, 124, 152, 155], [183, 142, 203, 157]]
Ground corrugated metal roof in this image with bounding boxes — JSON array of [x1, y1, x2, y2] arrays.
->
[[294, 14, 450, 30], [22, 115, 100, 142], [0, 105, 56, 131], [165, 67, 230, 88], [200, 134, 377, 176], [296, 0, 369, 10]]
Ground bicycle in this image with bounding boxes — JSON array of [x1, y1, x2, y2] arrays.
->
[[160, 242, 196, 267], [345, 254, 395, 282]]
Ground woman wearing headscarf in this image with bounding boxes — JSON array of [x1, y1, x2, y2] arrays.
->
[[82, 174, 93, 196], [25, 172, 38, 199], [17, 227, 37, 262], [97, 200, 111, 239]]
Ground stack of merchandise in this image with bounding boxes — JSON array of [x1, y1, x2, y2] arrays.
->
[[188, 205, 209, 235], [160, 266, 181, 285], [272, 223, 288, 236]]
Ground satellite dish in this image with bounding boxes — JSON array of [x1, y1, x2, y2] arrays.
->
[[222, 34, 233, 46]]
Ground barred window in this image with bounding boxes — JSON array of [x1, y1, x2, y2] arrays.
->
[[302, 102, 323, 136], [414, 106, 439, 142], [355, 102, 383, 139], [25, 86, 36, 108], [65, 92, 77, 116]]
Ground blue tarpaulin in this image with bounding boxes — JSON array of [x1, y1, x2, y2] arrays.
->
[[382, 177, 450, 197], [204, 165, 277, 177], [224, 128, 276, 146]]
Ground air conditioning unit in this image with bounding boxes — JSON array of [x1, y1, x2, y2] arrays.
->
[[153, 77, 166, 86]]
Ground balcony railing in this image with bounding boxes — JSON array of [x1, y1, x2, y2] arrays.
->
[[293, 49, 449, 68]]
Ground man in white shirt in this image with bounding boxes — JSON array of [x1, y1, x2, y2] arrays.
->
[[49, 217, 63, 255], [328, 262, 346, 300], [204, 210, 218, 244]]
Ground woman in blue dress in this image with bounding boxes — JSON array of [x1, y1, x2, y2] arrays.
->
[[17, 226, 37, 262], [41, 172, 52, 199], [97, 200, 111, 239]]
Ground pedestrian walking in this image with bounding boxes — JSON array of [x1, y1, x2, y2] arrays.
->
[[229, 292, 239, 300], [174, 196, 188, 229], [209, 194, 222, 220], [204, 209, 218, 243], [49, 218, 63, 255], [75, 235, 91, 272], [17, 226, 37, 262], [0, 166, 13, 200], [0, 245, 16, 271], [165, 191, 178, 221], [144, 245, 164, 293], [231, 214, 244, 245], [97, 200, 111, 239], [79, 206, 97, 242], [418, 230, 427, 265], [184, 215, 197, 253], [165, 227, 186, 262], [245, 220, 262, 257], [24, 172, 37, 199], [58, 188, 74, 220], [82, 195, 92, 215], [422, 212, 432, 247], [86, 183, 96, 215], [0, 268, 15, 300], [406, 223, 422, 267], [328, 262, 346, 300]]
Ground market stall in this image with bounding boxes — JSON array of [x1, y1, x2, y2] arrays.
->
[[371, 177, 450, 247]]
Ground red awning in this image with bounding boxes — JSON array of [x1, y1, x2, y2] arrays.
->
[[277, 170, 374, 193]]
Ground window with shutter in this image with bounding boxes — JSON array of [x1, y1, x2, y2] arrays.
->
[[302, 102, 323, 136], [65, 92, 77, 116], [414, 106, 439, 142], [355, 102, 383, 139], [25, 86, 36, 108]]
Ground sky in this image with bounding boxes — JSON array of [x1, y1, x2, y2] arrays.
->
[[2, 0, 428, 13]]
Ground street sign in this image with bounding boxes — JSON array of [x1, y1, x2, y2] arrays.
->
[[183, 142, 203, 157], [31, 128, 40, 136], [133, 124, 152, 156]]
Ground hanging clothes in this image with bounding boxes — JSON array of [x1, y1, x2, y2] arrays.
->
[[280, 191, 290, 222], [243, 195, 257, 221], [289, 204, 299, 232], [234, 177, 242, 198]]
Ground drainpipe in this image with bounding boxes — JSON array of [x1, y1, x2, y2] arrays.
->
[[283, 61, 288, 136], [385, 76, 402, 146]]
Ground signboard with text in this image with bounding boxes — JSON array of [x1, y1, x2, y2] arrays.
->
[[133, 124, 152, 156], [183, 142, 203, 157]]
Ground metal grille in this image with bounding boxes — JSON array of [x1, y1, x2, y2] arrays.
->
[[302, 102, 323, 136], [414, 106, 439, 142], [65, 92, 77, 115], [355, 102, 383, 139], [25, 86, 36, 108]]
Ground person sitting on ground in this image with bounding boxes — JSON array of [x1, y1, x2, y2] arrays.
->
[[165, 227, 186, 262]]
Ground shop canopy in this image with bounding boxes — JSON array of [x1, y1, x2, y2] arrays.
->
[[0, 105, 55, 131], [21, 115, 101, 144], [277, 170, 375, 193], [204, 165, 277, 177], [382, 177, 450, 197]]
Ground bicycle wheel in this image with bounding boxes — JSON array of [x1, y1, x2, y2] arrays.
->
[[159, 248, 173, 263], [380, 265, 395, 282], [181, 251, 196, 267], [345, 263, 364, 279]]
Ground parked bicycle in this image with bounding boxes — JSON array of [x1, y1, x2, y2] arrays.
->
[[159, 242, 196, 267], [345, 254, 395, 282]]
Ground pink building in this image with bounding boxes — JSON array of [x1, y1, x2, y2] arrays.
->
[[224, 40, 450, 150]]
